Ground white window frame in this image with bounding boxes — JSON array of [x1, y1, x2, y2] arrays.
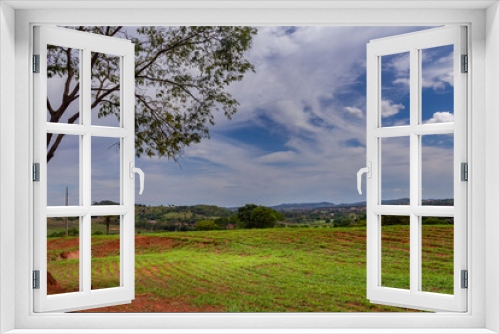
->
[[0, 1, 499, 333], [366, 26, 467, 312], [33, 26, 136, 313]]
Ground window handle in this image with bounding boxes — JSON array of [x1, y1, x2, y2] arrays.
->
[[129, 162, 145, 195], [357, 162, 372, 195]]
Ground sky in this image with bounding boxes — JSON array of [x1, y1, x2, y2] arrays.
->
[[46, 26, 455, 207]]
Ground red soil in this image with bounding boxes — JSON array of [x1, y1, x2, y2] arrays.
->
[[135, 235, 176, 252], [91, 238, 120, 257], [47, 238, 79, 251], [47, 236, 180, 300], [76, 293, 223, 313], [49, 235, 179, 259], [60, 250, 79, 259], [47, 271, 67, 295]]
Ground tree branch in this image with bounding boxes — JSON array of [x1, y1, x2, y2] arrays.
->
[[135, 28, 209, 75], [136, 75, 202, 104]]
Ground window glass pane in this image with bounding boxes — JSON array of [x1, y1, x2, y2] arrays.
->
[[381, 137, 410, 204], [421, 134, 454, 206], [47, 216, 80, 295], [47, 133, 80, 206], [47, 45, 81, 124], [421, 217, 454, 294], [91, 215, 121, 290], [421, 45, 454, 124], [91, 52, 121, 127], [91, 137, 121, 205], [381, 52, 410, 127], [381, 215, 410, 290]]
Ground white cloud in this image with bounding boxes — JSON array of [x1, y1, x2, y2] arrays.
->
[[425, 111, 454, 124], [344, 106, 364, 119], [134, 26, 449, 207], [422, 52, 454, 91], [381, 100, 405, 118], [392, 78, 410, 86], [256, 151, 297, 164], [382, 52, 410, 88]]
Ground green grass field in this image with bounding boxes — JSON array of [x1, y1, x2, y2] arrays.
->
[[46, 226, 454, 312]]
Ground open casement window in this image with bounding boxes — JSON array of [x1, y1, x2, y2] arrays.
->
[[33, 26, 141, 312], [364, 26, 467, 312]]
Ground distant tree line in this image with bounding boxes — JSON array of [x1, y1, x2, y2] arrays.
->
[[193, 204, 284, 231]]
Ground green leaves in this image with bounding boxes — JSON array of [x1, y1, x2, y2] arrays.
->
[[237, 204, 283, 229], [132, 26, 257, 160], [47, 26, 257, 161]]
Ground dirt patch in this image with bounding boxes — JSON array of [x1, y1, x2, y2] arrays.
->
[[431, 253, 451, 257], [135, 236, 178, 254], [47, 238, 79, 251], [140, 266, 163, 278], [60, 250, 79, 260], [383, 245, 410, 252], [112, 262, 120, 277], [49, 235, 182, 258], [91, 238, 120, 258], [76, 293, 223, 313], [47, 271, 67, 295], [333, 232, 366, 241]]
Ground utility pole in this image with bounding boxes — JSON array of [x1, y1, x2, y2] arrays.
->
[[65, 186, 69, 237]]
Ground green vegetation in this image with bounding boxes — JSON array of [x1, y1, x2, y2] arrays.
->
[[195, 220, 219, 231], [47, 27, 257, 163], [46, 225, 454, 312], [237, 204, 284, 229]]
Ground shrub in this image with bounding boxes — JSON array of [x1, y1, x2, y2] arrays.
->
[[335, 219, 352, 227], [68, 228, 79, 236], [195, 220, 218, 231], [422, 217, 453, 225], [237, 204, 284, 229]]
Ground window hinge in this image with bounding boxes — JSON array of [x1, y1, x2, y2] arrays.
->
[[461, 162, 468, 182], [461, 270, 468, 289], [33, 54, 40, 73], [33, 163, 40, 182], [461, 54, 468, 73], [33, 270, 40, 289]]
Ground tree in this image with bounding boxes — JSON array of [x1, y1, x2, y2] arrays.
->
[[195, 220, 218, 231], [237, 204, 284, 229], [335, 219, 352, 228], [381, 216, 410, 226], [47, 26, 257, 163], [249, 207, 283, 229], [422, 217, 452, 225], [214, 217, 229, 228], [102, 216, 119, 235], [237, 204, 258, 227]]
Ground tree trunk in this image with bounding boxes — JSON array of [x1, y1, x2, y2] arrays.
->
[[105, 217, 110, 235]]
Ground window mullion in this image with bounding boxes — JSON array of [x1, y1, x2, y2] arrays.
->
[[82, 48, 92, 294], [409, 47, 420, 294]]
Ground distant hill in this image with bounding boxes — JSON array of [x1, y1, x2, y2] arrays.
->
[[333, 198, 453, 207], [227, 202, 337, 212], [129, 198, 452, 216], [267, 199, 411, 211], [134, 204, 233, 218], [270, 202, 335, 211], [227, 198, 450, 212]]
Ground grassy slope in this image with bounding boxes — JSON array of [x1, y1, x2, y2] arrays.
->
[[46, 226, 454, 312]]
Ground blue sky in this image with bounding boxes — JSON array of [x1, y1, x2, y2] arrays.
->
[[47, 26, 455, 207]]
